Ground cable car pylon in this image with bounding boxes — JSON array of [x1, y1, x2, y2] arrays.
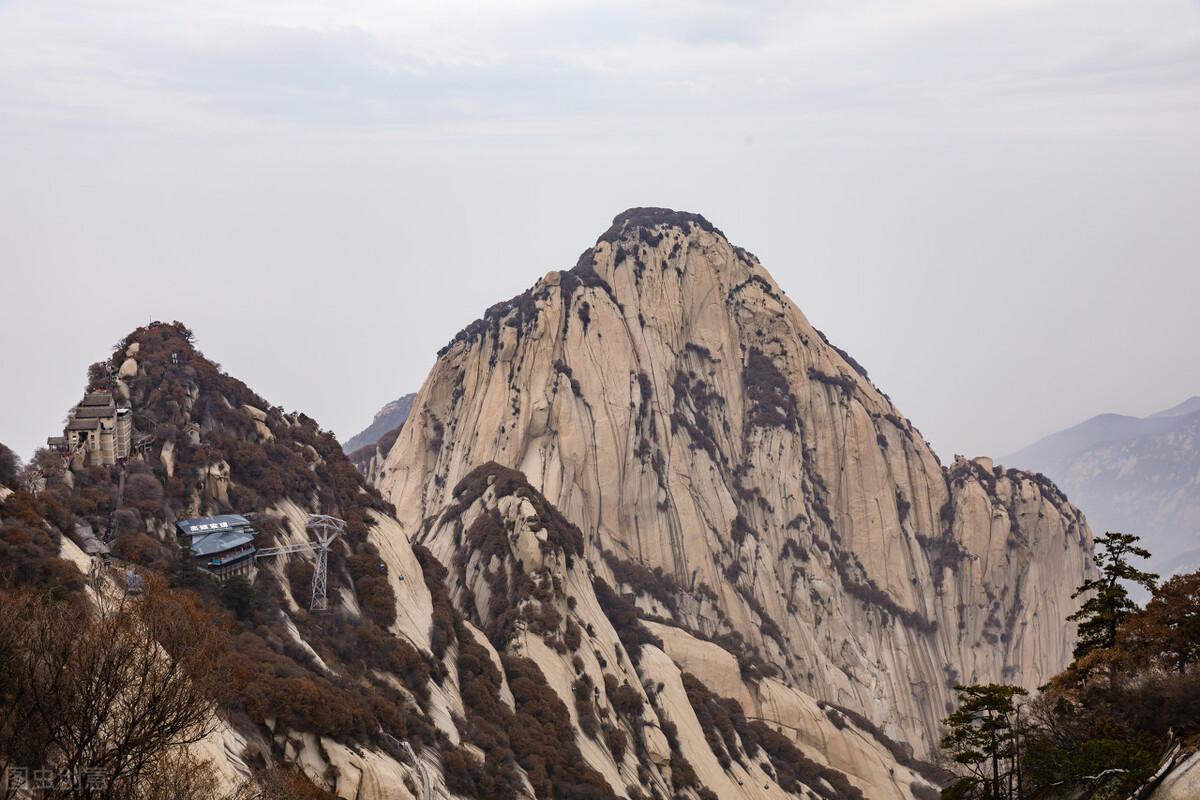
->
[[255, 514, 345, 611]]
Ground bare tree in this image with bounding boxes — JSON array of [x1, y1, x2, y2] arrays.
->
[[0, 580, 226, 799]]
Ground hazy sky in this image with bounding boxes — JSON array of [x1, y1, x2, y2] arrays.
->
[[1, 0, 1197, 465]]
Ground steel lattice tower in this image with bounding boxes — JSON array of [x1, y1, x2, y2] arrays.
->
[[255, 514, 345, 612], [307, 515, 345, 612]]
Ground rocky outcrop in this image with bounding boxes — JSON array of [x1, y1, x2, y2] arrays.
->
[[350, 424, 404, 486], [1149, 748, 1200, 800], [414, 463, 941, 799], [379, 207, 1095, 758], [347, 395, 415, 483]]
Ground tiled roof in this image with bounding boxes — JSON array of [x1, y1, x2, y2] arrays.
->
[[188, 530, 255, 557], [74, 405, 116, 419], [80, 392, 114, 407], [176, 515, 258, 559]]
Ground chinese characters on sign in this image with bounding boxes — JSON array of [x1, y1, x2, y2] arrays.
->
[[4, 766, 107, 791]]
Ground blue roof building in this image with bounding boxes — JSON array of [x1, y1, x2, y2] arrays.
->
[[176, 514, 258, 578]]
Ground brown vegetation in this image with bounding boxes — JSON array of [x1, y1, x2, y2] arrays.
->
[[0, 583, 222, 799], [670, 370, 725, 463], [592, 576, 662, 665], [0, 489, 82, 594], [743, 348, 799, 432]]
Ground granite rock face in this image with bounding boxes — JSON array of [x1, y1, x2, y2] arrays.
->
[[345, 393, 416, 485], [414, 463, 941, 799], [378, 208, 1095, 758]]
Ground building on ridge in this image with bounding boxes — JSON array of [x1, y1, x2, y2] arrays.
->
[[48, 391, 133, 467]]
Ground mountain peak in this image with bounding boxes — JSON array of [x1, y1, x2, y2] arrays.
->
[[439, 206, 774, 363], [380, 207, 1093, 760], [597, 206, 722, 243]]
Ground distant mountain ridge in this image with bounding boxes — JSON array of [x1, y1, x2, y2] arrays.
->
[[1150, 396, 1200, 418], [341, 393, 415, 454], [1005, 397, 1200, 578]]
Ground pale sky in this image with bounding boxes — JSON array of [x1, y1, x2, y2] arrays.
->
[[1, 0, 1198, 465]]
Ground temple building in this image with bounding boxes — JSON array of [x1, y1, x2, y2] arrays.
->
[[48, 391, 132, 467]]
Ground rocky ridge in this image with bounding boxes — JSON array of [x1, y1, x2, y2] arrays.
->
[[378, 207, 1096, 759]]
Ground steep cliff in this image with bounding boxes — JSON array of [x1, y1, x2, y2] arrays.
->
[[415, 463, 942, 799], [378, 208, 1095, 759], [350, 423, 407, 487]]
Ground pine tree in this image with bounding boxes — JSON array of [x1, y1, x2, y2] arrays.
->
[[940, 683, 1028, 800], [1068, 531, 1157, 665]]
